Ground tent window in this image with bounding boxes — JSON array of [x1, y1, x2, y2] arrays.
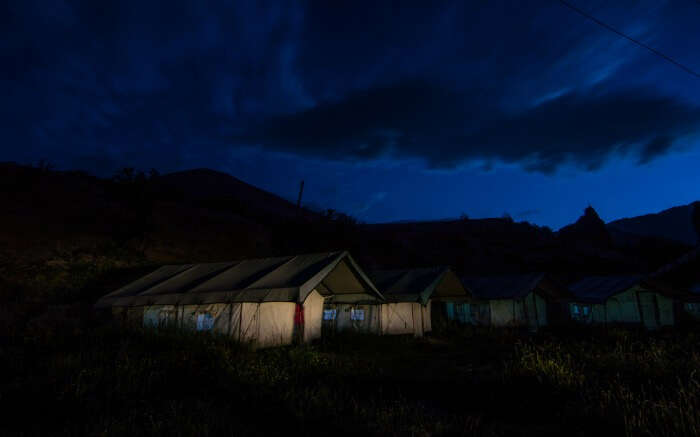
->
[[445, 303, 455, 320], [159, 310, 175, 326], [144, 314, 158, 328], [455, 304, 466, 323], [196, 313, 215, 331], [145, 308, 175, 328], [350, 308, 365, 321], [572, 304, 591, 321], [323, 309, 337, 320], [470, 304, 489, 325], [452, 303, 471, 323]]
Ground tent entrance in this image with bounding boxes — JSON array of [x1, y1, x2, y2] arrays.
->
[[638, 291, 660, 330]]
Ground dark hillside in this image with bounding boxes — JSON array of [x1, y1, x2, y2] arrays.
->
[[559, 206, 612, 249], [0, 163, 693, 305], [608, 202, 700, 246], [154, 168, 319, 223]]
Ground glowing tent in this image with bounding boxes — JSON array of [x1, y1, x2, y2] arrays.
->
[[96, 251, 384, 347]]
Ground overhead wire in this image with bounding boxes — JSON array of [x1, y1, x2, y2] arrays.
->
[[557, 0, 700, 79]]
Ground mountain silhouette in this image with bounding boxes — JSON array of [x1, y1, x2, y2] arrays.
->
[[0, 163, 693, 281], [154, 168, 316, 222], [607, 202, 700, 246], [558, 206, 613, 248]]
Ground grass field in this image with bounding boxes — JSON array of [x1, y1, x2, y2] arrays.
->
[[2, 311, 699, 436], [1, 252, 698, 436]]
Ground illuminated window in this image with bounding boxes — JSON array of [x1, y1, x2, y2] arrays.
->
[[196, 313, 215, 331], [323, 309, 337, 320], [350, 308, 365, 321], [455, 303, 468, 323], [572, 304, 591, 320], [144, 308, 175, 328]]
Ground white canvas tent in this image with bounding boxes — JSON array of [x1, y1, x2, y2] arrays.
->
[[685, 283, 700, 320], [96, 251, 384, 347], [568, 276, 676, 329], [369, 267, 468, 337], [459, 273, 568, 330], [649, 247, 700, 321]]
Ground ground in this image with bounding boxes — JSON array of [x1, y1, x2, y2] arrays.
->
[[2, 316, 698, 436]]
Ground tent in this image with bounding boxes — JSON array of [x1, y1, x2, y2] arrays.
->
[[460, 273, 569, 330], [649, 247, 700, 321], [685, 283, 700, 320], [568, 276, 676, 329], [96, 251, 384, 347], [369, 267, 468, 337]]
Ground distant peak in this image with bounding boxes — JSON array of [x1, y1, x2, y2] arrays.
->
[[583, 205, 602, 221], [558, 205, 612, 247]]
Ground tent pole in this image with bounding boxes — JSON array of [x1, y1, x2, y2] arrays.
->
[[604, 304, 607, 328], [532, 293, 540, 327], [652, 292, 661, 327], [635, 289, 645, 327], [239, 303, 243, 342], [228, 302, 233, 337]]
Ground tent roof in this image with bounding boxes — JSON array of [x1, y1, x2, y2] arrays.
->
[[460, 273, 551, 300], [687, 283, 700, 302], [651, 246, 700, 278], [650, 247, 700, 293], [96, 251, 383, 308], [369, 267, 468, 304], [569, 275, 644, 303]]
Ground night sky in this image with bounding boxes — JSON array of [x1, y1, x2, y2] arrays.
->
[[3, 1, 700, 229]]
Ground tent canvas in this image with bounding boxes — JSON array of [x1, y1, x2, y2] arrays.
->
[[322, 303, 382, 334], [648, 247, 700, 321], [97, 251, 384, 347], [459, 273, 568, 329], [370, 267, 468, 336], [568, 276, 676, 329]]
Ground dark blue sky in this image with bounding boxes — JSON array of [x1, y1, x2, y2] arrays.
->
[[3, 1, 700, 229]]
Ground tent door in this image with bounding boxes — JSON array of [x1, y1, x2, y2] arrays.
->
[[638, 291, 660, 330]]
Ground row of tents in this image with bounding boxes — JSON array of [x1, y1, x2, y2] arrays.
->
[[96, 251, 700, 347]]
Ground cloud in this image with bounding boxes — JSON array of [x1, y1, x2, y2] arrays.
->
[[354, 191, 388, 217], [2, 0, 700, 177], [242, 81, 700, 172], [638, 135, 674, 164]]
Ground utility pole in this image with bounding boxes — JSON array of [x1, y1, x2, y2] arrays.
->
[[296, 180, 305, 210]]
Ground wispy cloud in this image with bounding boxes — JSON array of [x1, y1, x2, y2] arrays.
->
[[244, 81, 700, 173], [2, 0, 699, 176]]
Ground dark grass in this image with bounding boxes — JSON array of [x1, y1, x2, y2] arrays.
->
[[2, 311, 699, 436]]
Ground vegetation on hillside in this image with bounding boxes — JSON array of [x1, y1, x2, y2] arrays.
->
[[0, 162, 693, 282]]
